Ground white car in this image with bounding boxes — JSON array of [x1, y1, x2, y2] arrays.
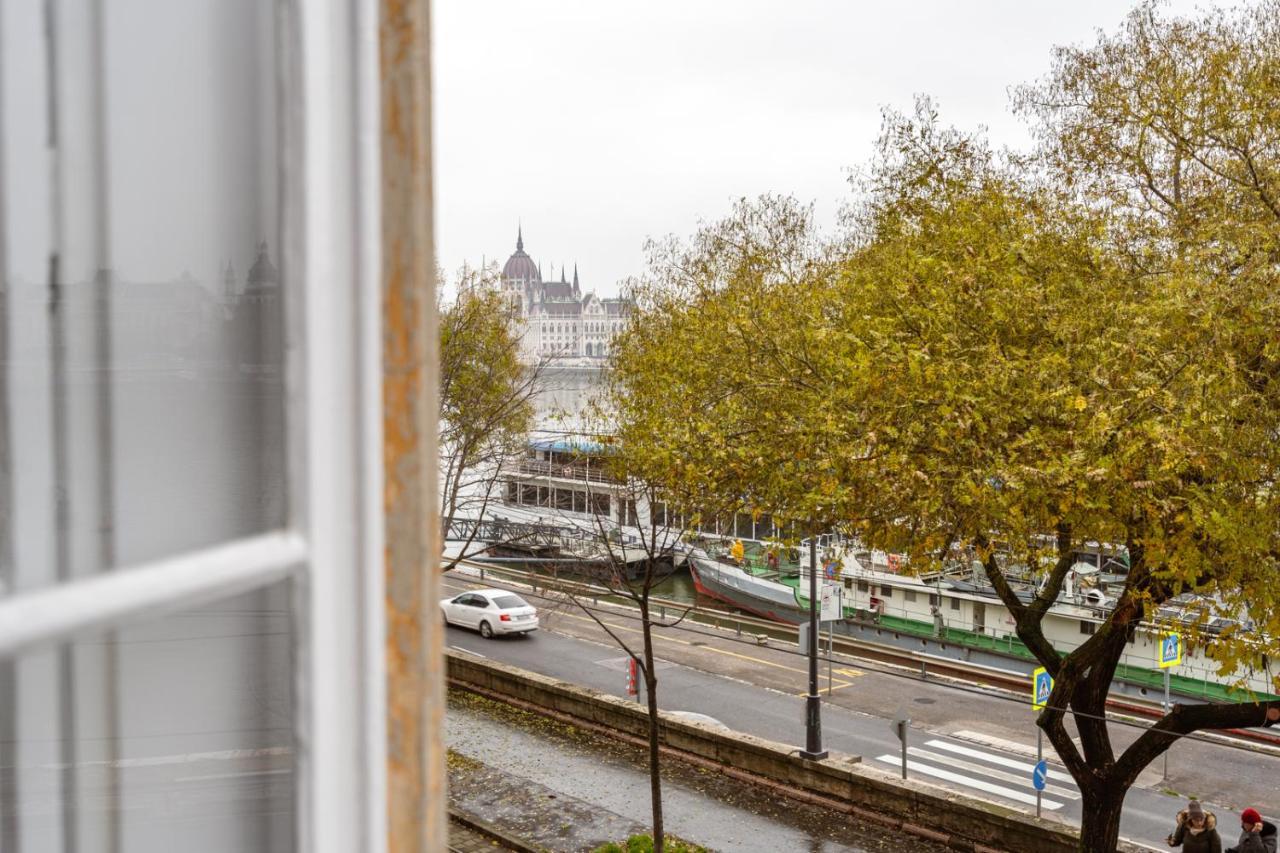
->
[[441, 589, 539, 638]]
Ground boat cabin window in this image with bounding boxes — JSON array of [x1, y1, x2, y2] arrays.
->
[[879, 586, 893, 598], [929, 593, 940, 607], [590, 493, 611, 517], [857, 581, 869, 593], [573, 491, 587, 513], [622, 499, 640, 527], [949, 598, 960, 611], [843, 578, 853, 591], [538, 486, 552, 507], [521, 484, 538, 505], [1079, 620, 1097, 635], [506, 480, 518, 504], [555, 488, 573, 511], [905, 590, 917, 603]]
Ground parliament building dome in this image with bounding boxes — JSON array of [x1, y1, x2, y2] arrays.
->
[[500, 227, 540, 282]]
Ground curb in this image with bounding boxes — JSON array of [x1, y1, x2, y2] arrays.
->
[[449, 807, 552, 853]]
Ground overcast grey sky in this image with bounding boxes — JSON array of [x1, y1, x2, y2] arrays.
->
[[435, 0, 1224, 296]]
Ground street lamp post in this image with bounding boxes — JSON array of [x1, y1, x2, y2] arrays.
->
[[800, 524, 827, 760]]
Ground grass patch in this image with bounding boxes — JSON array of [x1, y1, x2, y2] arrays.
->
[[593, 835, 709, 853], [446, 748, 484, 773]]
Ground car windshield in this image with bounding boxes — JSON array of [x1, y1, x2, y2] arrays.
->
[[492, 595, 528, 609]]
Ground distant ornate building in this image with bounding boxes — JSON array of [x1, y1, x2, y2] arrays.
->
[[225, 241, 283, 372], [499, 228, 628, 362]]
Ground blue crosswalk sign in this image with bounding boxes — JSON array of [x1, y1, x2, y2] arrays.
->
[[1032, 759, 1049, 791], [1032, 666, 1053, 710], [1159, 632, 1182, 669]]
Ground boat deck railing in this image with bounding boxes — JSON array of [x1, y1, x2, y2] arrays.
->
[[514, 458, 619, 484]]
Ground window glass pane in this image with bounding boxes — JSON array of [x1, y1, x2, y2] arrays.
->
[[1, 0, 283, 592], [3, 582, 295, 852]]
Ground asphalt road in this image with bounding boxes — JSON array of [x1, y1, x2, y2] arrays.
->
[[443, 570, 1280, 850]]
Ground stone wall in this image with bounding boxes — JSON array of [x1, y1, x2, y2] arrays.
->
[[447, 651, 1156, 853]]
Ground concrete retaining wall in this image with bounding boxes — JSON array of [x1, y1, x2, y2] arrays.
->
[[447, 651, 1154, 853]]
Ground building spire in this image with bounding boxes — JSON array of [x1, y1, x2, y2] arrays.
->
[[516, 223, 524, 252], [573, 263, 579, 289]]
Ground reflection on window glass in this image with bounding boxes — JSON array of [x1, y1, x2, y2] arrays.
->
[[4, 583, 295, 852], [1, 0, 284, 594]]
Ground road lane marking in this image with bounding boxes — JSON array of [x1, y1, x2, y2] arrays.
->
[[792, 681, 854, 696], [924, 739, 1047, 774], [554, 610, 815, 678], [874, 755, 1063, 810], [905, 747, 1078, 799], [950, 730, 1071, 771]]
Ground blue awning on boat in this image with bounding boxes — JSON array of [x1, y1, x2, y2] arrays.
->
[[528, 436, 609, 454]]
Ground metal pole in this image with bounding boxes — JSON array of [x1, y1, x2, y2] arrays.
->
[[1163, 668, 1171, 781], [800, 525, 827, 759], [900, 724, 908, 779], [1036, 727, 1043, 818], [827, 621, 834, 696]]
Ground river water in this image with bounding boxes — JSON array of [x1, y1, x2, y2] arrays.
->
[[531, 363, 608, 430]]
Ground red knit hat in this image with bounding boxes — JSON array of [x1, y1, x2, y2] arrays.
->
[[1242, 808, 1263, 825]]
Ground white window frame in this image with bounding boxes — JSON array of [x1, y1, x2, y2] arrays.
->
[[0, 1, 387, 851]]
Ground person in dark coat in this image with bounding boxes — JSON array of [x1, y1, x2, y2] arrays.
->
[[1226, 808, 1277, 853], [1167, 799, 1221, 853]]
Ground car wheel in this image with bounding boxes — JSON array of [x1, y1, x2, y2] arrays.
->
[[479, 621, 493, 639]]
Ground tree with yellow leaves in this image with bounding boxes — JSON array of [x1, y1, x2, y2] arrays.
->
[[610, 5, 1280, 849]]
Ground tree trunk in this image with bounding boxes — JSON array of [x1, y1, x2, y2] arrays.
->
[[640, 603, 664, 853], [1077, 783, 1127, 853]]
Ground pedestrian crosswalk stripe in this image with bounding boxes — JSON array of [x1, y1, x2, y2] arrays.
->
[[874, 755, 1064, 810], [905, 747, 1079, 800], [951, 729, 1066, 765], [924, 739, 1061, 775]]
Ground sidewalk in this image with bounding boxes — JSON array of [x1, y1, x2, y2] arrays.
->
[[447, 689, 950, 853]]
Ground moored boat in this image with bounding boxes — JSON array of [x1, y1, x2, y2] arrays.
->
[[690, 539, 1278, 703]]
